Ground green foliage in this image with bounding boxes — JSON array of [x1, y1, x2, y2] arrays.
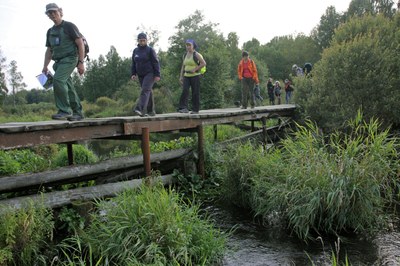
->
[[95, 96, 118, 108], [216, 113, 400, 241], [81, 48, 131, 103], [0, 201, 54, 266], [311, 6, 342, 50], [151, 136, 195, 153], [258, 34, 321, 81], [56, 207, 86, 235], [61, 183, 227, 265], [298, 13, 400, 130], [51, 145, 98, 168], [204, 124, 247, 143], [0, 149, 50, 176]]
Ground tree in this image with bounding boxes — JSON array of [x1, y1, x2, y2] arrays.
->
[[8, 60, 27, 107], [0, 48, 8, 94], [81, 47, 131, 102], [311, 6, 343, 50], [296, 13, 400, 130], [258, 34, 320, 81], [167, 10, 230, 109], [346, 0, 396, 18]]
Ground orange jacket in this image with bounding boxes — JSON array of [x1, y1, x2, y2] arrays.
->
[[237, 58, 259, 84]]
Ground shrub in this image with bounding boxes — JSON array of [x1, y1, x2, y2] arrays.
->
[[51, 144, 98, 168], [297, 13, 400, 130], [0, 149, 50, 176], [0, 201, 54, 265]]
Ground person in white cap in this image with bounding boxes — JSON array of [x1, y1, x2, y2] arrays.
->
[[42, 3, 85, 121]]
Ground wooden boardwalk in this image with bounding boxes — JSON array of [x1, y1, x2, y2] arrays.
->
[[0, 105, 296, 209], [0, 105, 296, 150]]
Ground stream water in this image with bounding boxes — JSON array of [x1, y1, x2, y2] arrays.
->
[[205, 203, 380, 266]]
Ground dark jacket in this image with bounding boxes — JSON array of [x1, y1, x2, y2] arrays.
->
[[131, 45, 160, 77]]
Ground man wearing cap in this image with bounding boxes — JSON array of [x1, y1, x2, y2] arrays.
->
[[237, 51, 259, 109], [42, 3, 85, 121], [131, 32, 161, 117]]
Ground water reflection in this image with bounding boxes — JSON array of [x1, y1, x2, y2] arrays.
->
[[205, 203, 377, 266]]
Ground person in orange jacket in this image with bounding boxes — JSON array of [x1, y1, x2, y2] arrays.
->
[[237, 51, 259, 109]]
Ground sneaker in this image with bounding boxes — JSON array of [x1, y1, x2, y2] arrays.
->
[[134, 109, 143, 116], [68, 114, 84, 121], [52, 111, 72, 120], [240, 106, 247, 109], [148, 112, 156, 117], [190, 111, 199, 114], [178, 108, 189, 113]]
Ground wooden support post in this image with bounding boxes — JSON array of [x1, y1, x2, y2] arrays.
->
[[67, 143, 73, 165], [261, 117, 267, 150], [251, 121, 255, 132], [141, 127, 151, 177], [197, 125, 205, 179], [213, 125, 218, 141]]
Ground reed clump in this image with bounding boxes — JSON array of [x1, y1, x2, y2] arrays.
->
[[218, 111, 399, 241]]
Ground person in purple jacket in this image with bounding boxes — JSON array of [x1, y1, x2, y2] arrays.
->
[[131, 32, 161, 116]]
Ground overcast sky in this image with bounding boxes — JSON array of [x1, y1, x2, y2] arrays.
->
[[0, 0, 352, 89]]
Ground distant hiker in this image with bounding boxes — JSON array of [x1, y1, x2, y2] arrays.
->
[[292, 64, 303, 77], [274, 80, 282, 105], [267, 78, 274, 105], [42, 3, 85, 121], [284, 79, 294, 104], [178, 39, 206, 114], [303, 62, 312, 76], [237, 51, 259, 109], [131, 32, 161, 117], [254, 84, 263, 105]]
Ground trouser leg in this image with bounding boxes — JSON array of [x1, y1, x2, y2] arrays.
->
[[191, 76, 200, 112], [52, 57, 77, 114]]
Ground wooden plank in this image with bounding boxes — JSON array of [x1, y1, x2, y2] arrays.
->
[[0, 148, 190, 193], [0, 175, 175, 210], [0, 105, 296, 150]]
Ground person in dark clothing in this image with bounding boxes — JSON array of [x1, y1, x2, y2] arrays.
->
[[131, 32, 161, 117], [284, 79, 294, 104], [266, 78, 274, 105]]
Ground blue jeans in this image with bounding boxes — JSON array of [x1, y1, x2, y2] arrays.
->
[[285, 90, 293, 104]]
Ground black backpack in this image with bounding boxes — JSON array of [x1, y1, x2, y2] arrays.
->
[[81, 36, 89, 61]]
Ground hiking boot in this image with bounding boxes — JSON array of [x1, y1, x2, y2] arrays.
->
[[52, 111, 72, 120], [68, 114, 84, 121], [178, 108, 189, 113]]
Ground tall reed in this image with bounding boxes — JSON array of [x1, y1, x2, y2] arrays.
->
[[57, 182, 226, 265], [217, 111, 399, 241]]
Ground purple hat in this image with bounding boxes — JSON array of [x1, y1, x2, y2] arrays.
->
[[185, 39, 197, 49]]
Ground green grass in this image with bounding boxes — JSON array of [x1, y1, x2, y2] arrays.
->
[[56, 182, 227, 265], [215, 111, 400, 241]]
